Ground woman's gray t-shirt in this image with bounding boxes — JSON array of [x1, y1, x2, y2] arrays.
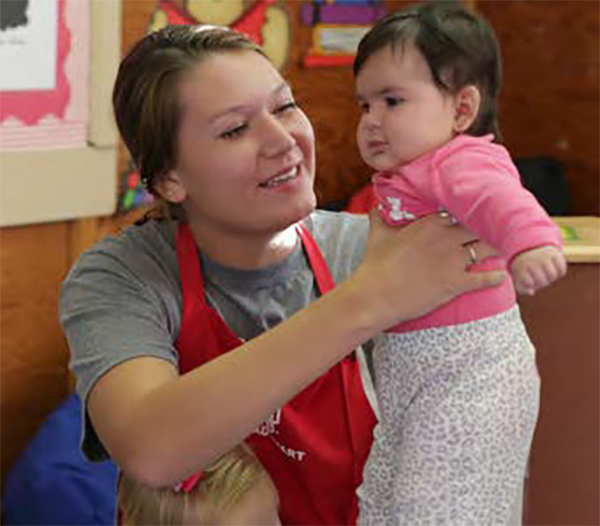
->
[[60, 210, 369, 461]]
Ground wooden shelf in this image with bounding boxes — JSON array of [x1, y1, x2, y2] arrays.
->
[[553, 216, 600, 263]]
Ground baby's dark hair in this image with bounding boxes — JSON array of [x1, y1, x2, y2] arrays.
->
[[354, 1, 503, 140]]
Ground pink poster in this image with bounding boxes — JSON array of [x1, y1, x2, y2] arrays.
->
[[0, 0, 89, 151]]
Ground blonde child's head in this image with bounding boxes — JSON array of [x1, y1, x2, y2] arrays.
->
[[117, 444, 280, 526]]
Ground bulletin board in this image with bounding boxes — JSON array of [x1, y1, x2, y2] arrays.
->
[[0, 0, 122, 227]]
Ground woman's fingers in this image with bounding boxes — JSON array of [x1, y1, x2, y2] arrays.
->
[[357, 211, 509, 329], [459, 269, 507, 295]]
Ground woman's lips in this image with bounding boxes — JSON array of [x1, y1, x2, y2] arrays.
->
[[258, 165, 300, 188]]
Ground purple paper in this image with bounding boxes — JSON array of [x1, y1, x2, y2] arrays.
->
[[301, 3, 387, 26]]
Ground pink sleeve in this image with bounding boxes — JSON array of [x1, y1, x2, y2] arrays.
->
[[423, 143, 563, 263]]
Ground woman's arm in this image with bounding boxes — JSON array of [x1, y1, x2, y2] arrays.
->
[[87, 213, 504, 487]]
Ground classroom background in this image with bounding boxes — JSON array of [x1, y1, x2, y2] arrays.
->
[[1, 1, 598, 524]]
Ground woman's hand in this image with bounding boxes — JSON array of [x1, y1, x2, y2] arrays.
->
[[349, 211, 506, 332]]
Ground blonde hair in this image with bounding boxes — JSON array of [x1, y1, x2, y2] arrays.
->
[[118, 444, 275, 525]]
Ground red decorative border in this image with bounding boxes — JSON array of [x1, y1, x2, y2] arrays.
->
[[0, 0, 71, 125]]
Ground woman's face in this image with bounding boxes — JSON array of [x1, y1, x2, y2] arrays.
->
[[169, 51, 316, 238]]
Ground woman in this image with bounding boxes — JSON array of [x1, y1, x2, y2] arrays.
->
[[60, 25, 504, 525]]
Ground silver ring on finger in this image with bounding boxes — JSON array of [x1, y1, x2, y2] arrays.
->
[[466, 243, 478, 265], [438, 210, 458, 225]]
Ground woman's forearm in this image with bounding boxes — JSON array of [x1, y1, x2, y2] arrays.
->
[[117, 277, 378, 486], [97, 214, 505, 486]]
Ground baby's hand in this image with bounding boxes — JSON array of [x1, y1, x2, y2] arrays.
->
[[510, 245, 567, 296]]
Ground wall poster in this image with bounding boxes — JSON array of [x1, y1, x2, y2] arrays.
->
[[0, 0, 89, 151], [0, 0, 121, 227]]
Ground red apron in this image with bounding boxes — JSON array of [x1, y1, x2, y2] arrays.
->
[[175, 223, 376, 525]]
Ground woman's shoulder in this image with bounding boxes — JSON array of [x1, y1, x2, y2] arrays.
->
[[66, 219, 178, 285], [305, 209, 369, 281], [60, 217, 182, 350], [61, 219, 182, 325]]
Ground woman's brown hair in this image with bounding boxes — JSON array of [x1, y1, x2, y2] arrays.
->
[[113, 25, 266, 219]]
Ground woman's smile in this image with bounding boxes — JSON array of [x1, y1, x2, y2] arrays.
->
[[258, 164, 301, 189]]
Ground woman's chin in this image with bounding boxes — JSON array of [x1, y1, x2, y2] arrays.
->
[[282, 196, 317, 227]]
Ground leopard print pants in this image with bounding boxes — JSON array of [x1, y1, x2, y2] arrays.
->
[[358, 307, 540, 526]]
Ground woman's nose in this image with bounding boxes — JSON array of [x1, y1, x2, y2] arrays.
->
[[260, 113, 296, 158]]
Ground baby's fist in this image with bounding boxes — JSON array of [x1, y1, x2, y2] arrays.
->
[[510, 245, 567, 296]]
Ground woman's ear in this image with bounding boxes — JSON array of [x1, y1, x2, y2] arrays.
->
[[453, 85, 481, 133], [155, 169, 188, 204]]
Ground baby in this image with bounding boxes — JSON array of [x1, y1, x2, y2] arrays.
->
[[118, 444, 280, 525], [353, 2, 566, 525]]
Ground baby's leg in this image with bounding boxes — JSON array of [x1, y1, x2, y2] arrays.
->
[[360, 307, 540, 526]]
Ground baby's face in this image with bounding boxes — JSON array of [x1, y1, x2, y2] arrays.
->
[[356, 43, 458, 171], [219, 476, 281, 526]]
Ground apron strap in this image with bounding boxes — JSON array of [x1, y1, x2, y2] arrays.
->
[[176, 223, 204, 296], [295, 223, 335, 295], [297, 222, 371, 522], [176, 223, 207, 347], [176, 223, 240, 373]]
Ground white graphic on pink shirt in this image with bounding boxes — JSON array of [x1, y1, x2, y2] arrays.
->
[[381, 197, 416, 222]]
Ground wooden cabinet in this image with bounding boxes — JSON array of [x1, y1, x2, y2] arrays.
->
[[520, 218, 600, 525]]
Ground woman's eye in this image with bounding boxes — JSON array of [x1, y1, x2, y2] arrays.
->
[[275, 101, 297, 114], [385, 97, 404, 107], [220, 123, 248, 140]]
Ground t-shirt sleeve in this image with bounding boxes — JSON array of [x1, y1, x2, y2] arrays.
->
[[59, 239, 179, 461], [310, 210, 369, 283]]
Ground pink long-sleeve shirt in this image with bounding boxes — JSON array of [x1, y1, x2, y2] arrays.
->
[[374, 134, 563, 333]]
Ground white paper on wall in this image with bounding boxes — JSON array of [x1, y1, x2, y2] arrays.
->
[[0, 0, 58, 91]]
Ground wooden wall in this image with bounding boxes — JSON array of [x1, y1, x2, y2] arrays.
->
[[0, 214, 141, 486], [1, 3, 598, 521], [479, 0, 599, 216], [0, 224, 72, 485], [520, 264, 600, 526]]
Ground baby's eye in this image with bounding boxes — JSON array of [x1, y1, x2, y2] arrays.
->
[[385, 96, 404, 107], [274, 101, 297, 114], [359, 102, 370, 113], [220, 123, 248, 140]]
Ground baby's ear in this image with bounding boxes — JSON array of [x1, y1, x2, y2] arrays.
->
[[155, 169, 188, 204], [452, 85, 481, 133]]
